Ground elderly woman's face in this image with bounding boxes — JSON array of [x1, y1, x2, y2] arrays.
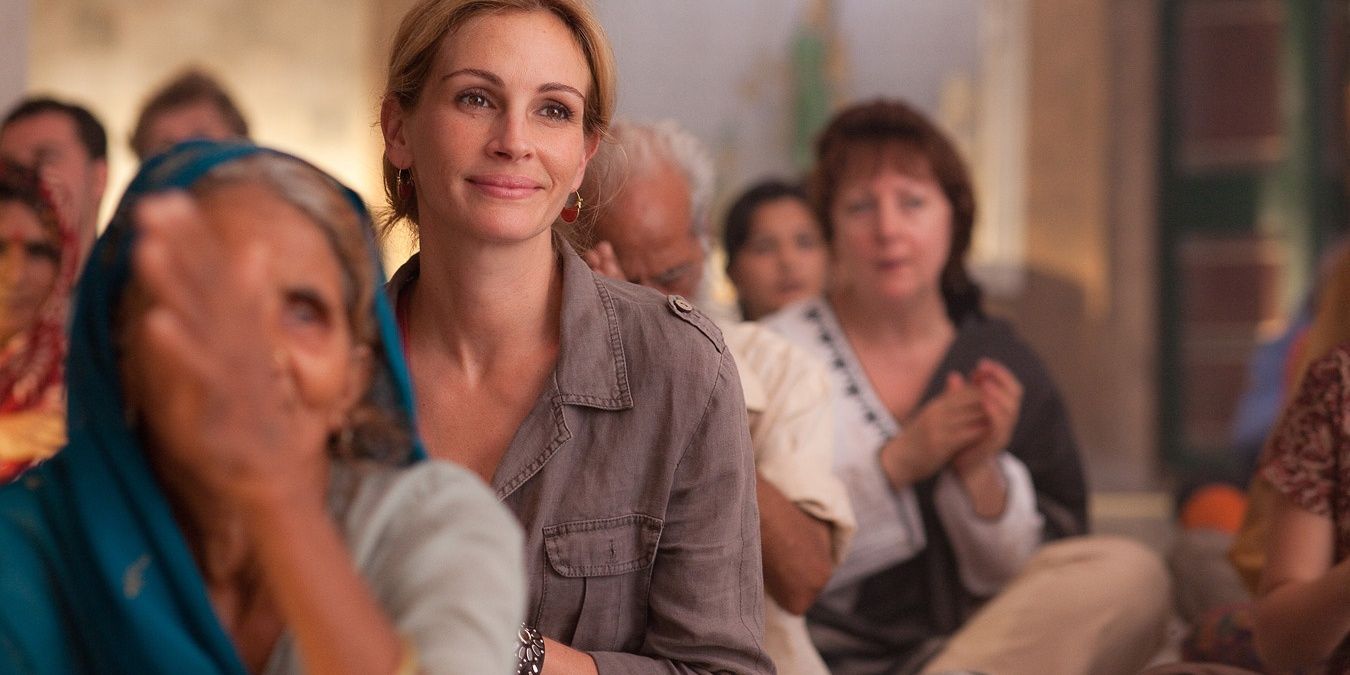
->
[[119, 182, 367, 444], [829, 157, 952, 307], [0, 199, 58, 345], [384, 10, 597, 244]]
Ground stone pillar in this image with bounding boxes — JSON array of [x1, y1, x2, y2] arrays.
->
[[989, 0, 1161, 491]]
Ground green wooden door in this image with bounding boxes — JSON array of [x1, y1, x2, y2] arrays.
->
[[1158, 0, 1346, 487]]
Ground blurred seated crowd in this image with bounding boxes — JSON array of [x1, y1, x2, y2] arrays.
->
[[0, 1, 1345, 673]]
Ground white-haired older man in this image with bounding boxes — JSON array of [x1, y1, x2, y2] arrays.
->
[[580, 120, 855, 675]]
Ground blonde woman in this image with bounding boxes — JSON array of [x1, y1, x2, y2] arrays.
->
[[379, 2, 771, 673]]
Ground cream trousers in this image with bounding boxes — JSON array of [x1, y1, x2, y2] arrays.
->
[[921, 535, 1171, 675]]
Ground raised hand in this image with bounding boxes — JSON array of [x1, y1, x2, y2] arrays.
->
[[125, 189, 346, 510], [581, 240, 626, 281], [951, 358, 1023, 475]]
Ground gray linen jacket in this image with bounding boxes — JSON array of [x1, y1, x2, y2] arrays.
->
[[389, 245, 774, 674]]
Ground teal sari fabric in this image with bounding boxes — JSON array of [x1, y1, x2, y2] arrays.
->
[[0, 140, 422, 674]]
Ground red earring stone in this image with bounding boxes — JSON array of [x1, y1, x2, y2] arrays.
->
[[560, 192, 582, 224]]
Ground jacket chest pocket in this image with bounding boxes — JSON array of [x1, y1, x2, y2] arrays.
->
[[539, 514, 663, 651]]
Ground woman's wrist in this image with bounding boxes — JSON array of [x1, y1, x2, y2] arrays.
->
[[951, 446, 1000, 478], [515, 624, 545, 675], [878, 438, 911, 489], [953, 456, 1008, 519]]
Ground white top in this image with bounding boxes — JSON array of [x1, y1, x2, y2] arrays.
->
[[721, 320, 856, 675], [764, 298, 1042, 598], [264, 460, 526, 675]]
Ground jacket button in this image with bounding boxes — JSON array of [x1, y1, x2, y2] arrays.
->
[[670, 296, 694, 312]]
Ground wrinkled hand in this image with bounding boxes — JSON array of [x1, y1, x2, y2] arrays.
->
[[581, 240, 626, 281], [950, 358, 1023, 475], [131, 193, 329, 508], [880, 372, 989, 488]]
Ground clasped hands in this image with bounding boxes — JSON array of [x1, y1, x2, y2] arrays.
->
[[879, 358, 1023, 490]]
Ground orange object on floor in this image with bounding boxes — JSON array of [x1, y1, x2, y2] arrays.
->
[[1180, 484, 1249, 533]]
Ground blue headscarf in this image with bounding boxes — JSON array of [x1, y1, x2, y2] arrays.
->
[[0, 140, 422, 674]]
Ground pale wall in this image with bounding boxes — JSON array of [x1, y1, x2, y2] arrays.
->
[[593, 0, 981, 199], [27, 0, 382, 228], [0, 0, 27, 112]]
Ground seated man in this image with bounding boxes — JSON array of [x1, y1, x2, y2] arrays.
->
[[580, 120, 856, 675]]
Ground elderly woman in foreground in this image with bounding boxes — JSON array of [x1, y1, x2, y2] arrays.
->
[[0, 140, 524, 674]]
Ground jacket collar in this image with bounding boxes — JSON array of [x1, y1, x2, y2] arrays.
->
[[553, 242, 633, 409], [387, 241, 634, 498]]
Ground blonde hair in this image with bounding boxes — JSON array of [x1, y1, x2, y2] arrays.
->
[[379, 0, 616, 239]]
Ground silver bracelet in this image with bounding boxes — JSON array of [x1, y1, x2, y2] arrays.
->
[[515, 624, 545, 675]]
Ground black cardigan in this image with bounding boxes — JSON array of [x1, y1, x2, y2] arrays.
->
[[807, 315, 1088, 675]]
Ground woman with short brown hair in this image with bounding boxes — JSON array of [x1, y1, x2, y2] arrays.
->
[[767, 99, 1167, 675]]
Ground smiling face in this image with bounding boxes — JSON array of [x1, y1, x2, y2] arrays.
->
[[382, 9, 597, 247], [0, 200, 58, 345], [119, 181, 369, 447], [727, 196, 827, 319], [829, 158, 953, 308]]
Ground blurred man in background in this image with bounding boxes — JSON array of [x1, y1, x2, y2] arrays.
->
[[130, 68, 249, 162], [0, 97, 107, 263]]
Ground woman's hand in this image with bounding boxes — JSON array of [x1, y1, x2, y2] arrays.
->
[[129, 193, 330, 510], [540, 638, 599, 675], [950, 358, 1023, 476], [879, 372, 988, 488]]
